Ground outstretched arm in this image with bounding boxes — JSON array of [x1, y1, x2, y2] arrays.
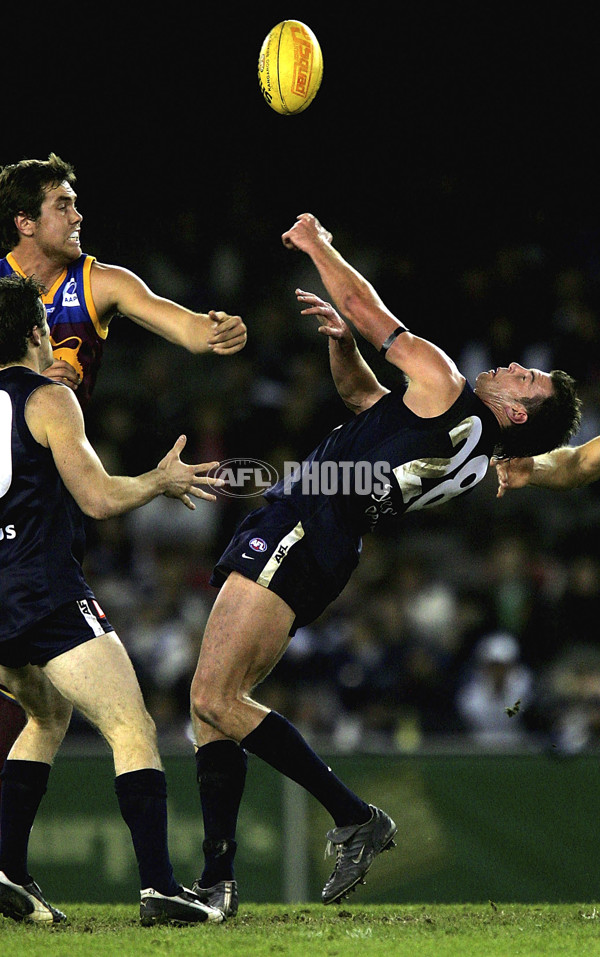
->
[[91, 262, 247, 355], [296, 289, 388, 414], [283, 215, 403, 351], [25, 384, 223, 518], [495, 437, 600, 497], [283, 214, 464, 416]]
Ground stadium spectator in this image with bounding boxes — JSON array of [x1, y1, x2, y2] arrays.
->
[[455, 632, 534, 747], [527, 643, 600, 753]]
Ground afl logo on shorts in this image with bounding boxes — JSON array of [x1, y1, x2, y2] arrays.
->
[[249, 537, 268, 553]]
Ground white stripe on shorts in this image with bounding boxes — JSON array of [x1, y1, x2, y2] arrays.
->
[[77, 599, 106, 637], [256, 521, 305, 588]]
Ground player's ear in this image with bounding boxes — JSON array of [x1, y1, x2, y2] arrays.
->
[[29, 325, 43, 346], [505, 403, 528, 425], [14, 211, 35, 238]]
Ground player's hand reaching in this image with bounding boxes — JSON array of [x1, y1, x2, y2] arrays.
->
[[492, 456, 535, 498], [43, 358, 81, 390], [157, 435, 224, 508], [282, 213, 332, 252], [207, 311, 247, 354], [295, 289, 353, 343]]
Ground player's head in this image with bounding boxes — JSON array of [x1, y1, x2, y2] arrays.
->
[[0, 274, 48, 365], [0, 153, 76, 252], [476, 363, 581, 457]]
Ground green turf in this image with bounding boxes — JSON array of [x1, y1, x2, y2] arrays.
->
[[2, 903, 600, 956]]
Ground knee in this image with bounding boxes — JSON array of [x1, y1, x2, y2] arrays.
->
[[123, 706, 159, 750], [109, 707, 161, 771], [135, 707, 159, 744], [190, 681, 227, 731], [29, 698, 72, 747], [134, 712, 161, 764]]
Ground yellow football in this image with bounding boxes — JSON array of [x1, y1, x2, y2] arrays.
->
[[258, 20, 323, 115]]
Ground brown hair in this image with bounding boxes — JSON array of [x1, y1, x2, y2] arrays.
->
[[0, 153, 76, 252], [0, 274, 46, 364], [495, 369, 582, 458]]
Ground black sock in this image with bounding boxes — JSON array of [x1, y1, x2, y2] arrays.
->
[[241, 711, 370, 826], [195, 740, 247, 885], [0, 759, 51, 885], [114, 768, 180, 896]]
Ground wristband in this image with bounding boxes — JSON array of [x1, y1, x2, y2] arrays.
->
[[380, 325, 408, 355]]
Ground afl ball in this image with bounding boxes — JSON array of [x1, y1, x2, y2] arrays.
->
[[258, 20, 323, 115]]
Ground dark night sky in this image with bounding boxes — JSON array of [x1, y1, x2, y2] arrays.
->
[[3, 6, 600, 269]]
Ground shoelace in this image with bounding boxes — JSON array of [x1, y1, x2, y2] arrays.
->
[[324, 838, 349, 863]]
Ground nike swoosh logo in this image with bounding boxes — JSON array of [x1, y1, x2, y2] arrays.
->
[[242, 553, 255, 560], [352, 844, 365, 865]]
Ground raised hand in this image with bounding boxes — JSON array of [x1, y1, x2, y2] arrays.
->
[[157, 435, 224, 508]]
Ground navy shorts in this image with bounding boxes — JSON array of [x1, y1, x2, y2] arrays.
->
[[210, 501, 359, 631], [0, 595, 113, 669]]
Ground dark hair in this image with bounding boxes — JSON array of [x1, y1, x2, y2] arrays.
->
[[494, 369, 582, 458], [0, 153, 76, 252], [0, 274, 46, 364]]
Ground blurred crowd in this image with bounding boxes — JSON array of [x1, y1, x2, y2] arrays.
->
[[77, 179, 600, 755]]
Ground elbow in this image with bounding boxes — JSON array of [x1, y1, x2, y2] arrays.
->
[[343, 386, 388, 415], [340, 394, 363, 415]]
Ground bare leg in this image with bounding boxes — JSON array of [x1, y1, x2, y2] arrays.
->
[[0, 663, 72, 905], [189, 573, 293, 899], [190, 572, 372, 905], [0, 664, 72, 765], [190, 573, 295, 742], [0, 633, 174, 903], [0, 693, 26, 768], [41, 631, 161, 774]]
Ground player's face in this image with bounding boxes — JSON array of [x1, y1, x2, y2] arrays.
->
[[475, 363, 554, 405], [30, 181, 83, 264]]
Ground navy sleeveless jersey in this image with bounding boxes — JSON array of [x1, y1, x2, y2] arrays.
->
[[264, 380, 500, 575], [0, 367, 88, 642], [0, 253, 107, 410]]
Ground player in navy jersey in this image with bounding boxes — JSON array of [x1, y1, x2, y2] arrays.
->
[[0, 274, 227, 925], [187, 214, 582, 916], [0, 153, 247, 806]]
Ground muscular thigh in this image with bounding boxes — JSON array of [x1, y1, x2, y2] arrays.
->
[[42, 631, 150, 734], [195, 572, 296, 695], [0, 662, 68, 722]]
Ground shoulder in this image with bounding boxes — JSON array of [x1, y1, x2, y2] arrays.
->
[[26, 380, 82, 440], [573, 437, 600, 479], [88, 260, 148, 320], [90, 260, 142, 286], [18, 378, 62, 446], [89, 260, 125, 293]]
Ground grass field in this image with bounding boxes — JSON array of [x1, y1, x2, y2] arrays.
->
[[2, 902, 600, 956]]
